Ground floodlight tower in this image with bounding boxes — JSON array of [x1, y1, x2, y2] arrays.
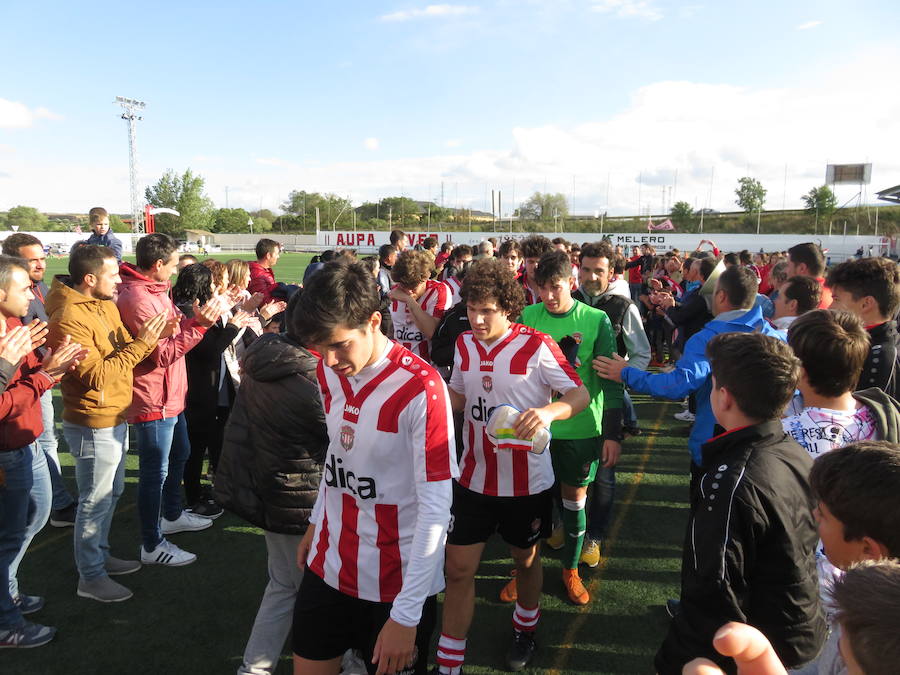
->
[[115, 96, 146, 233]]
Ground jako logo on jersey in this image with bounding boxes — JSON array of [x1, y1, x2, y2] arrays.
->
[[340, 425, 355, 451], [396, 326, 423, 342], [479, 360, 494, 368], [482, 376, 493, 393], [470, 396, 497, 422], [344, 404, 360, 416], [323, 455, 377, 499]]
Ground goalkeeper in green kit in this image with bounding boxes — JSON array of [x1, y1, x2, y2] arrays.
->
[[504, 249, 623, 605]]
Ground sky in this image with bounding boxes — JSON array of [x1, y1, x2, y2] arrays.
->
[[2, 0, 899, 218]]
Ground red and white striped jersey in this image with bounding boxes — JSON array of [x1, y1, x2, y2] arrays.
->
[[308, 340, 458, 604], [449, 324, 582, 497], [390, 279, 452, 362], [443, 276, 463, 306], [520, 275, 540, 306]]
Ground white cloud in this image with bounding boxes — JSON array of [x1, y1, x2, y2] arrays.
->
[[364, 137, 380, 151], [0, 99, 63, 128], [255, 157, 295, 168], [445, 139, 461, 148], [591, 0, 663, 21], [797, 20, 822, 30], [380, 4, 479, 22]]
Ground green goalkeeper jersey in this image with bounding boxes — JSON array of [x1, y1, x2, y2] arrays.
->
[[520, 299, 622, 440]]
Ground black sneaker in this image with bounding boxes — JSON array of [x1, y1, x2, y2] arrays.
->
[[506, 630, 536, 672], [665, 598, 681, 618], [187, 498, 224, 520], [49, 502, 76, 528], [623, 425, 642, 437]]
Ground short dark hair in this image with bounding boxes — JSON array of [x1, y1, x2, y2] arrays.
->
[[293, 261, 380, 344], [833, 559, 900, 675], [716, 265, 758, 309], [389, 229, 406, 245], [534, 250, 574, 287], [451, 244, 473, 262], [781, 275, 822, 315], [707, 332, 800, 420], [285, 287, 304, 341], [520, 235, 553, 261], [359, 256, 379, 276], [461, 258, 525, 319], [788, 242, 825, 277], [787, 309, 870, 397], [88, 206, 108, 225], [739, 249, 752, 265], [697, 257, 717, 282], [810, 441, 900, 558], [422, 237, 437, 251], [497, 239, 522, 258], [255, 238, 281, 260], [2, 233, 42, 257], [723, 252, 738, 267], [69, 244, 116, 285], [378, 243, 397, 262], [826, 257, 900, 318], [0, 254, 30, 291], [391, 250, 433, 288], [612, 255, 625, 275], [172, 263, 214, 307], [135, 233, 177, 270], [579, 241, 613, 264], [440, 241, 454, 253]]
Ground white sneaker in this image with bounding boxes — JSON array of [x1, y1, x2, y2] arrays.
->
[[161, 510, 213, 535], [674, 410, 696, 422], [140, 539, 197, 567]]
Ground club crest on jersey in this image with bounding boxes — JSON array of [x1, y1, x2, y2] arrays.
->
[[340, 425, 355, 451], [571, 332, 583, 344], [482, 375, 493, 392], [401, 355, 413, 366]]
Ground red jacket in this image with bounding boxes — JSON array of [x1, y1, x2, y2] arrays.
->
[[115, 263, 207, 423], [248, 262, 278, 301], [0, 317, 55, 450]]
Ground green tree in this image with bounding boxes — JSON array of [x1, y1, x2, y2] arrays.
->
[[6, 205, 48, 231], [669, 201, 694, 228], [251, 216, 273, 233], [734, 177, 767, 213], [281, 191, 353, 230], [108, 214, 131, 233], [517, 192, 569, 221], [145, 168, 215, 238], [802, 185, 838, 219], [212, 208, 252, 233]]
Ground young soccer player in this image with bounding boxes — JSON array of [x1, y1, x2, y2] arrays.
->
[[655, 332, 826, 674], [291, 262, 458, 675], [516, 250, 622, 605], [518, 236, 554, 306], [389, 249, 452, 364], [436, 258, 588, 673]]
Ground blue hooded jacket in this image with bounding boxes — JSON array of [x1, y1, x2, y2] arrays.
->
[[622, 305, 784, 465]]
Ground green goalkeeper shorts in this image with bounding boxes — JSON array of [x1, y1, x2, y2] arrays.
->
[[549, 437, 600, 487]]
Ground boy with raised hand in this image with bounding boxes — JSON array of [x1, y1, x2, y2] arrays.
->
[[515, 249, 621, 606], [826, 256, 900, 398], [655, 332, 825, 674], [291, 261, 457, 675], [436, 258, 588, 674]]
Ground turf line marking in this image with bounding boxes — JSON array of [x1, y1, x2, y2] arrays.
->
[[547, 402, 669, 675], [28, 502, 136, 554]]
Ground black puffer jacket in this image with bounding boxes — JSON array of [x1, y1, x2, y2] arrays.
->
[[214, 333, 328, 534], [857, 320, 898, 398], [655, 420, 826, 674]]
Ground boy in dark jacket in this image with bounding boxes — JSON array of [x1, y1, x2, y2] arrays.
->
[[214, 292, 329, 675], [655, 332, 826, 674]]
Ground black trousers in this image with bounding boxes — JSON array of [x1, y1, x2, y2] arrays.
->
[[183, 405, 230, 505]]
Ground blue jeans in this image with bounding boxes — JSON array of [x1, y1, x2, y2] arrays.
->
[[39, 390, 75, 511], [586, 465, 615, 542], [63, 422, 127, 581], [0, 444, 51, 629], [135, 414, 190, 552]]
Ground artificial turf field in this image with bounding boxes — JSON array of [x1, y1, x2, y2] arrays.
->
[[10, 253, 692, 674]]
